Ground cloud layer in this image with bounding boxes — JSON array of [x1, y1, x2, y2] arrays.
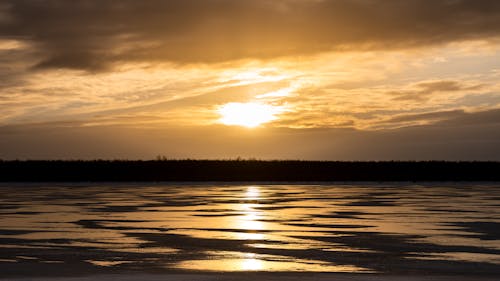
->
[[2, 0, 500, 69], [2, 108, 500, 160]]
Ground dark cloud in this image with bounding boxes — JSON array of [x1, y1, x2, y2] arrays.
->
[[1, 0, 500, 70], [375, 108, 500, 129], [389, 80, 484, 101], [439, 107, 500, 126], [381, 109, 466, 124]]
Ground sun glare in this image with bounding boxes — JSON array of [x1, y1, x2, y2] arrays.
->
[[218, 102, 282, 128]]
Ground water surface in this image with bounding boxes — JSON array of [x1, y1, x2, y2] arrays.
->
[[0, 183, 499, 276]]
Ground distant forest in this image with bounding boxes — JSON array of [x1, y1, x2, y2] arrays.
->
[[0, 160, 499, 182]]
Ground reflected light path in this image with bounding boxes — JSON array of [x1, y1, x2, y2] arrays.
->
[[234, 187, 265, 240], [240, 253, 262, 271], [174, 185, 370, 272], [245, 186, 260, 200]]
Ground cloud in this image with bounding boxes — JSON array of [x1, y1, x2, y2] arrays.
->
[[379, 109, 466, 124], [272, 76, 494, 129], [372, 108, 500, 129], [439, 107, 500, 126], [2, 0, 500, 70], [389, 80, 485, 101]]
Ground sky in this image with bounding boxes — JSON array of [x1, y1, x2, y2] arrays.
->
[[1, 0, 500, 160]]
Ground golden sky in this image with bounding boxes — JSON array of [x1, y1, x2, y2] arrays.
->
[[1, 0, 500, 160]]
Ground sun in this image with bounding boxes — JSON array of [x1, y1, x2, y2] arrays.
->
[[217, 102, 282, 128]]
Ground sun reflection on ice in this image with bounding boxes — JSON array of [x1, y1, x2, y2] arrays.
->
[[240, 253, 263, 271], [174, 251, 370, 272], [235, 186, 265, 240], [245, 186, 260, 200]]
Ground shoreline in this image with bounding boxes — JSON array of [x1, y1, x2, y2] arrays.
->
[[1, 160, 500, 182]]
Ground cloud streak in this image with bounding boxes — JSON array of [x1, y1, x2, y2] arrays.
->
[[389, 80, 485, 101]]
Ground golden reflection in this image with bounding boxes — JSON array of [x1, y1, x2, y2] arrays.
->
[[174, 251, 372, 272], [245, 186, 260, 199], [85, 260, 133, 267], [234, 186, 265, 240], [240, 208, 264, 230], [240, 253, 263, 270]]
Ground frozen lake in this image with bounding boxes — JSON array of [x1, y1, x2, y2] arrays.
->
[[0, 183, 499, 277]]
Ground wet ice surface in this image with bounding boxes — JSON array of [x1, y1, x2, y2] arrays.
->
[[0, 183, 499, 277]]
